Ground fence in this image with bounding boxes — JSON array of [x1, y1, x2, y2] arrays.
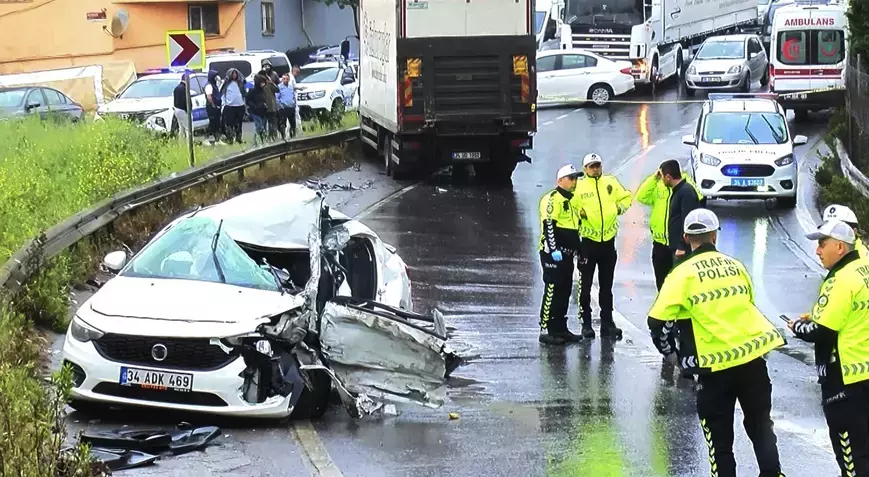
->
[[844, 53, 869, 176], [0, 128, 360, 292]]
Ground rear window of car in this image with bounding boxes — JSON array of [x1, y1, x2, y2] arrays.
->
[[0, 89, 26, 107], [209, 60, 252, 79], [776, 29, 845, 65]]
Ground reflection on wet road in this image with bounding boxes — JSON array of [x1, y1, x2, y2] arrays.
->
[[314, 85, 840, 476]]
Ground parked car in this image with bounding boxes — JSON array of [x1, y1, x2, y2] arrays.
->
[[535, 48, 635, 106], [61, 183, 460, 419], [0, 86, 83, 122], [205, 50, 293, 90], [685, 34, 770, 96], [296, 63, 358, 120], [95, 72, 209, 135]]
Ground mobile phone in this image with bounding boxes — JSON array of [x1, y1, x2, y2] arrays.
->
[[778, 314, 792, 323]]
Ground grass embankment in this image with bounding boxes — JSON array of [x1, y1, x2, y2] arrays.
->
[[0, 113, 357, 476], [814, 108, 869, 232]]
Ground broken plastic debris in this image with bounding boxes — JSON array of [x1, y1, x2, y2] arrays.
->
[[436, 187, 448, 193], [383, 404, 398, 416], [448, 412, 460, 420]]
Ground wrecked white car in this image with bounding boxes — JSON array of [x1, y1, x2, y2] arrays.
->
[[61, 183, 461, 419]]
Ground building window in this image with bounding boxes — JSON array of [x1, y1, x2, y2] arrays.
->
[[261, 1, 275, 36], [188, 4, 220, 36]]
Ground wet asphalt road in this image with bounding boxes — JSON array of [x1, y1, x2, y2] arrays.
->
[[63, 80, 841, 476]]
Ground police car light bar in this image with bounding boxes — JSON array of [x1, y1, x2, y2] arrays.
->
[[707, 93, 778, 101]]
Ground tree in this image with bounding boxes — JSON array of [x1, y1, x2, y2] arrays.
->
[[847, 0, 869, 68], [313, 0, 360, 38]]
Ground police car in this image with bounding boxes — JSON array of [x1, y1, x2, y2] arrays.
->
[[295, 60, 358, 121], [95, 71, 209, 135], [681, 93, 809, 208]]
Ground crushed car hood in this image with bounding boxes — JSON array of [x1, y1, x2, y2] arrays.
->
[[85, 276, 304, 337]]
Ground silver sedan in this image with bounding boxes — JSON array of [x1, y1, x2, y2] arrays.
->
[[685, 34, 769, 96]]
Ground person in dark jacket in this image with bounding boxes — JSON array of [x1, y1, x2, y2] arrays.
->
[[262, 74, 279, 141], [245, 74, 269, 145], [660, 159, 702, 263], [173, 76, 190, 139], [220, 68, 246, 144], [259, 59, 281, 85], [204, 69, 223, 143]]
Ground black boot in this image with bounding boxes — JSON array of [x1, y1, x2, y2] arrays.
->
[[600, 321, 623, 340], [581, 323, 596, 339], [538, 333, 566, 345], [558, 317, 583, 342]]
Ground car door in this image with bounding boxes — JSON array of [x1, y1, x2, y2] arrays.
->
[[189, 75, 209, 129], [535, 54, 560, 102], [748, 38, 766, 81], [41, 88, 79, 121], [24, 88, 49, 119], [317, 298, 460, 409], [339, 67, 358, 108], [548, 53, 595, 100]]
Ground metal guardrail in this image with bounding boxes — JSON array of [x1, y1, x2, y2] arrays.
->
[[0, 127, 360, 292], [835, 138, 869, 198]]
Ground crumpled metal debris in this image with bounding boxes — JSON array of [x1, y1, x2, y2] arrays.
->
[[305, 178, 374, 192]]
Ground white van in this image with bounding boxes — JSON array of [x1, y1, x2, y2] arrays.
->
[[769, 1, 847, 121], [205, 50, 293, 90]]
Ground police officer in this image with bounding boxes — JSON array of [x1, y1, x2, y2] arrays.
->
[[636, 160, 704, 290], [537, 164, 584, 345], [647, 208, 787, 477], [572, 153, 632, 340], [786, 219, 869, 477], [823, 204, 867, 257]]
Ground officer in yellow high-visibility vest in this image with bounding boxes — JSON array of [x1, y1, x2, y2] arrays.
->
[[636, 160, 704, 291], [571, 152, 632, 340], [822, 204, 867, 258], [537, 164, 585, 345], [647, 208, 787, 477], [785, 219, 869, 477]]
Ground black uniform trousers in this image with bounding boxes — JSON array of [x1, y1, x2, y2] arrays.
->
[[695, 357, 783, 477], [823, 382, 869, 477], [539, 250, 574, 333], [579, 238, 616, 326], [651, 241, 673, 291]]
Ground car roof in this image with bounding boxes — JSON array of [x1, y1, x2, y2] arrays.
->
[[0, 86, 30, 92], [135, 72, 202, 80], [705, 34, 756, 42], [537, 48, 608, 60], [706, 98, 781, 114], [207, 50, 285, 59]]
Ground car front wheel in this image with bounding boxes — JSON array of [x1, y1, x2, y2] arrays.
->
[[588, 84, 613, 106]]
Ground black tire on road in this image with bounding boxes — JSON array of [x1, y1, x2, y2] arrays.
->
[[685, 85, 696, 97], [290, 369, 332, 420], [760, 67, 770, 86], [777, 196, 797, 209], [588, 84, 614, 106], [794, 109, 809, 122], [741, 73, 751, 93]]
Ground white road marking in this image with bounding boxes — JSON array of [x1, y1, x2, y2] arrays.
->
[[293, 421, 345, 477], [542, 120, 554, 126], [556, 113, 570, 120]]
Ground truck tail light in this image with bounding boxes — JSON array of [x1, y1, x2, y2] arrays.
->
[[513, 55, 530, 103], [402, 58, 420, 108]]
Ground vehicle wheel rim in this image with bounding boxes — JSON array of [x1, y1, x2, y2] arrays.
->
[[592, 88, 609, 105]]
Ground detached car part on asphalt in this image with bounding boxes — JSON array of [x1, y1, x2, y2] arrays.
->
[[62, 184, 461, 419]]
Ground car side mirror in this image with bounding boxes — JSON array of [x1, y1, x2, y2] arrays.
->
[[682, 134, 697, 146], [793, 134, 808, 146], [103, 250, 128, 272], [323, 225, 351, 252], [25, 103, 41, 111], [341, 76, 354, 85]]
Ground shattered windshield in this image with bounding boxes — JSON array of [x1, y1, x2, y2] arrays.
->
[[121, 216, 280, 291], [702, 112, 788, 145]]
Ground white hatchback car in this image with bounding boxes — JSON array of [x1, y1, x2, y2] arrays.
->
[[681, 93, 808, 208], [62, 183, 459, 419], [95, 72, 209, 135], [536, 48, 635, 106]]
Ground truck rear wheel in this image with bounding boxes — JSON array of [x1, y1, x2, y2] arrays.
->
[[474, 160, 517, 184]]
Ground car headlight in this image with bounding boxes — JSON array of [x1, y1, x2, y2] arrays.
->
[[699, 154, 721, 166], [70, 316, 104, 343], [308, 90, 326, 100], [687, 65, 696, 75], [727, 65, 742, 74], [775, 154, 795, 167]]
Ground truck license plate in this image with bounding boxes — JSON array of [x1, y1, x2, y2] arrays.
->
[[731, 178, 764, 187], [119, 366, 193, 392], [452, 152, 481, 160]]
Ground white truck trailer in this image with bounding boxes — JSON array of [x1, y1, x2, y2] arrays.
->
[[549, 0, 758, 88], [356, 0, 537, 181]]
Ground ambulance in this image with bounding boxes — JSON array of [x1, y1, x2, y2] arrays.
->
[[769, 1, 847, 121]]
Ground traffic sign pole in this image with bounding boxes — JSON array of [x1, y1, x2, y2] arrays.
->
[[185, 72, 194, 167], [165, 30, 205, 167]]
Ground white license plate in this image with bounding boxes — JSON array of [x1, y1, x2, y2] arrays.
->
[[702, 77, 721, 83], [451, 152, 481, 160], [731, 178, 764, 187], [119, 366, 193, 392]]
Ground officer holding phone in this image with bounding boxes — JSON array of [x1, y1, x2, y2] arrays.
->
[[785, 219, 869, 477]]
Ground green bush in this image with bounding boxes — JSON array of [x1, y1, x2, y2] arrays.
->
[[814, 142, 869, 235]]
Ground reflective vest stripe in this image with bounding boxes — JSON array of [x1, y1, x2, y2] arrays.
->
[[853, 301, 869, 311], [697, 330, 784, 368], [689, 285, 750, 305]]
